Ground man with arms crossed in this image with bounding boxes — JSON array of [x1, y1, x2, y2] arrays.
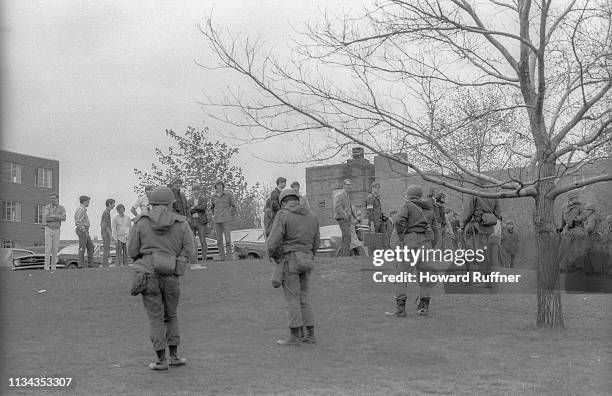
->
[[42, 193, 66, 271]]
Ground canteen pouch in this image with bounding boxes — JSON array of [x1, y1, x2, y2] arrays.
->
[[150, 251, 178, 276], [480, 212, 498, 226], [130, 272, 148, 296], [286, 251, 314, 273]]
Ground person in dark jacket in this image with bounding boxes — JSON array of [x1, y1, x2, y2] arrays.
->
[[389, 185, 436, 317], [459, 183, 501, 288], [267, 189, 320, 346], [365, 181, 384, 233], [266, 177, 287, 223], [188, 183, 209, 261], [128, 186, 197, 371], [169, 177, 190, 219]]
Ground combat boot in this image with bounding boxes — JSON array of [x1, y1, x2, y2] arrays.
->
[[417, 297, 431, 316], [386, 296, 407, 317], [277, 327, 302, 346], [302, 326, 316, 344]]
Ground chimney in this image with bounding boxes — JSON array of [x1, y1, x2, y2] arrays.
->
[[352, 147, 365, 160]]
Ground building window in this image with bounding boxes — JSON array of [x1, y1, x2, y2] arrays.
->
[[2, 240, 16, 248], [35, 204, 45, 224], [1, 200, 21, 222], [318, 200, 326, 209], [1, 162, 22, 184], [33, 242, 45, 247], [34, 168, 53, 188]]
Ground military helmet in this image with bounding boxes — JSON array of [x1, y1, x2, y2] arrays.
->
[[148, 186, 176, 205], [585, 203, 596, 212], [279, 188, 299, 203], [567, 191, 581, 201], [404, 185, 423, 200]]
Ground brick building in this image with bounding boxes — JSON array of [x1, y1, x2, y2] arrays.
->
[[306, 148, 612, 267], [306, 147, 375, 226], [0, 150, 60, 247]]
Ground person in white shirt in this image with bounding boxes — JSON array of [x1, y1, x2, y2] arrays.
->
[[131, 185, 154, 217], [112, 204, 132, 266]]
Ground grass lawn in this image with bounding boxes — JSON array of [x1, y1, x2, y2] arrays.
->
[[1, 257, 611, 395]]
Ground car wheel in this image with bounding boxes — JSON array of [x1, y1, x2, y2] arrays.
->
[[246, 253, 260, 260], [66, 262, 78, 269]]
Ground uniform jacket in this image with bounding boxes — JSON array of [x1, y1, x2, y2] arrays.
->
[[561, 203, 587, 231], [264, 197, 274, 237], [211, 191, 237, 223], [584, 212, 601, 235], [266, 202, 320, 262], [395, 199, 434, 235], [188, 195, 208, 225], [127, 206, 197, 264], [462, 194, 500, 235], [333, 190, 353, 221], [501, 229, 519, 252], [365, 193, 383, 225]]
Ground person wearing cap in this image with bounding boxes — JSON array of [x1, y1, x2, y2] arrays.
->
[[557, 191, 587, 272], [188, 183, 209, 261], [211, 180, 238, 260], [267, 188, 320, 346], [427, 188, 443, 249], [365, 181, 384, 235], [74, 195, 94, 268], [389, 185, 436, 316], [128, 186, 197, 371], [131, 185, 154, 217], [459, 179, 501, 288], [333, 179, 356, 256], [169, 177, 190, 219]]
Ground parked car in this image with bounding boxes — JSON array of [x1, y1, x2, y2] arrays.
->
[[197, 237, 222, 261], [57, 243, 117, 269], [1, 248, 39, 270], [231, 225, 342, 260], [233, 229, 267, 259]]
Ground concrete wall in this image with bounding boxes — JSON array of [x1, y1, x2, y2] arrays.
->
[[0, 150, 60, 247]]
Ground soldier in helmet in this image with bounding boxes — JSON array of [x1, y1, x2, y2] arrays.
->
[[267, 188, 320, 346], [128, 186, 197, 370], [557, 191, 587, 272], [388, 185, 436, 317], [459, 180, 501, 288], [365, 181, 384, 233]]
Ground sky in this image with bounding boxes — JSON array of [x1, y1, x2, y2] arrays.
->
[[1, 0, 356, 239]]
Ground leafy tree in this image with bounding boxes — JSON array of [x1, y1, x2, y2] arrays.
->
[[133, 126, 261, 230]]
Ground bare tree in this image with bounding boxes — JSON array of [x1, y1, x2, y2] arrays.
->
[[199, 0, 612, 328]]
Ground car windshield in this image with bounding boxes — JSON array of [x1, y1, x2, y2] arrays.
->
[[241, 230, 264, 242], [319, 225, 341, 239], [59, 245, 80, 255]]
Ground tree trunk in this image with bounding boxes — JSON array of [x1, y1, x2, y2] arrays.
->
[[533, 161, 565, 329]]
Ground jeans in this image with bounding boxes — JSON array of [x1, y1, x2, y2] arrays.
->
[[116, 241, 128, 266], [44, 227, 61, 270], [76, 227, 94, 268], [102, 231, 111, 266], [214, 222, 232, 260], [337, 219, 352, 257], [395, 233, 435, 300], [282, 252, 314, 328], [191, 223, 208, 261], [142, 275, 180, 351]]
